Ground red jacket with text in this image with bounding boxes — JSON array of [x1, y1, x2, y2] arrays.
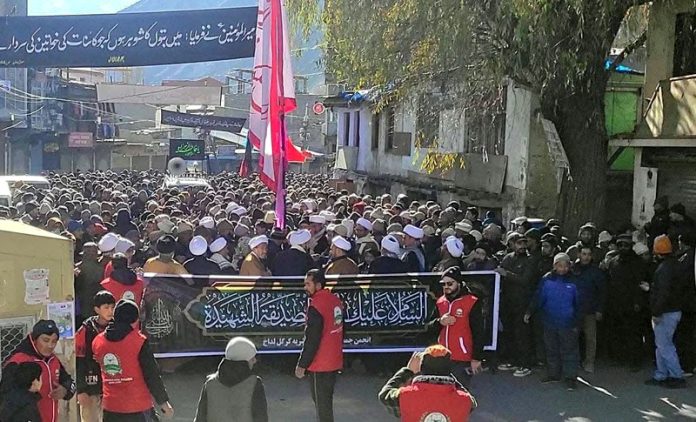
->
[[307, 289, 344, 372], [100, 275, 144, 306], [436, 294, 478, 362], [399, 376, 474, 422], [92, 330, 152, 414]]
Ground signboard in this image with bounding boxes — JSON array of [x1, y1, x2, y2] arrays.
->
[[141, 272, 500, 357], [216, 145, 238, 159], [169, 139, 205, 161], [0, 8, 257, 68], [161, 110, 246, 133], [68, 132, 94, 148], [313, 102, 326, 115]]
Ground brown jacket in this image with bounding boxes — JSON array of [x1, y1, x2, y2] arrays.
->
[[325, 255, 359, 275], [239, 253, 271, 277]]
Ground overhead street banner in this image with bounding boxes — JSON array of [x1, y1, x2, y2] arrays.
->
[[161, 110, 246, 133], [0, 7, 257, 68], [141, 272, 500, 357]]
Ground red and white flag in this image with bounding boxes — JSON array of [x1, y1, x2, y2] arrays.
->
[[248, 0, 296, 228]]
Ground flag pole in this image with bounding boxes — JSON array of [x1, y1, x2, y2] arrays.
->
[[273, 0, 287, 231]]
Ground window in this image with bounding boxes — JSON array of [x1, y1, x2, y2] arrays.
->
[[352, 111, 360, 147], [343, 112, 351, 146], [416, 94, 440, 148], [385, 107, 395, 150], [371, 112, 380, 150]]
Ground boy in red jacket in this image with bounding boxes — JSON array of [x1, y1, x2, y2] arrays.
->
[[1, 320, 75, 422]]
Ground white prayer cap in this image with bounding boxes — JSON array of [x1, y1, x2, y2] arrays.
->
[[381, 235, 401, 255], [342, 218, 354, 238], [289, 229, 312, 246], [231, 206, 247, 216], [469, 230, 483, 242], [225, 337, 257, 362], [115, 238, 136, 254], [309, 215, 326, 225], [210, 237, 228, 254], [332, 235, 352, 251], [444, 236, 464, 258], [327, 223, 337, 232], [455, 221, 473, 233], [98, 233, 120, 253], [189, 236, 208, 256], [155, 214, 171, 224], [199, 216, 215, 229], [225, 202, 240, 214], [209, 205, 221, 216], [403, 224, 424, 240], [157, 220, 175, 234], [356, 217, 373, 232], [249, 235, 269, 249]]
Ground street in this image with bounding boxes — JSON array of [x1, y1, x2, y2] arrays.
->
[[163, 357, 696, 421]]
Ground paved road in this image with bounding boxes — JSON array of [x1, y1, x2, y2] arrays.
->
[[163, 357, 696, 421]]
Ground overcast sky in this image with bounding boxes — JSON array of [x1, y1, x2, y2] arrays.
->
[[28, 0, 139, 16]]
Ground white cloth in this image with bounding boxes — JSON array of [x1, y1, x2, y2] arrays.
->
[[189, 236, 208, 256], [309, 215, 326, 225], [199, 216, 215, 229], [403, 224, 424, 240], [444, 236, 464, 258], [209, 237, 228, 253], [356, 217, 373, 231], [114, 238, 135, 254], [250, 235, 269, 249], [332, 235, 351, 251], [289, 229, 311, 246], [381, 235, 401, 255], [98, 233, 120, 253]]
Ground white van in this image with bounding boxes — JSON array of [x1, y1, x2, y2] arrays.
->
[[0, 175, 51, 192], [0, 181, 10, 207]]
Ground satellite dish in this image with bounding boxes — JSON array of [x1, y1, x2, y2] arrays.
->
[[167, 157, 186, 176]]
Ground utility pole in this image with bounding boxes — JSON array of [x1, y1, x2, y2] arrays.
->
[[300, 103, 310, 173]]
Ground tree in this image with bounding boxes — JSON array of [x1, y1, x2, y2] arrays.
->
[[288, 0, 651, 231]]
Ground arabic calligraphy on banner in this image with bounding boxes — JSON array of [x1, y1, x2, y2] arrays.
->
[[185, 285, 430, 335], [161, 110, 246, 133], [0, 7, 257, 68], [141, 272, 500, 356], [169, 139, 205, 160]]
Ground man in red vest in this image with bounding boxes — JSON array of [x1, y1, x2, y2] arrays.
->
[[92, 300, 174, 422], [295, 269, 344, 422], [432, 266, 485, 387], [378, 345, 477, 421], [100, 253, 145, 307], [1, 320, 76, 422]]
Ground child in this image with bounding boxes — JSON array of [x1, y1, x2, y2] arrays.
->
[[0, 362, 43, 422], [75, 291, 116, 422], [194, 337, 268, 422], [524, 253, 580, 391]]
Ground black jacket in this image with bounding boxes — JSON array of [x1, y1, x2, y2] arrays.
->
[[272, 248, 315, 277], [0, 389, 41, 422], [369, 256, 409, 275], [500, 252, 537, 310], [678, 248, 696, 313], [606, 251, 649, 313], [76, 317, 108, 395], [650, 256, 683, 317], [184, 256, 222, 276]]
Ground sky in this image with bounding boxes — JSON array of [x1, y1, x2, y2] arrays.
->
[[28, 0, 140, 16]]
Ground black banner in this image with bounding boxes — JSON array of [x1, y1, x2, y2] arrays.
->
[[0, 8, 257, 68], [161, 110, 246, 133], [142, 272, 500, 357], [169, 139, 205, 161]]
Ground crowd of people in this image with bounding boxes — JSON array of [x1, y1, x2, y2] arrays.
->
[[1, 168, 695, 421]]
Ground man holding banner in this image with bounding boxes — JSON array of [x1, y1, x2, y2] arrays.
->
[[295, 270, 344, 422]]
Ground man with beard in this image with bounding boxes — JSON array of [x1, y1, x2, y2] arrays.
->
[[369, 235, 409, 275], [566, 223, 603, 263], [430, 266, 484, 387], [572, 246, 606, 373], [604, 234, 650, 371], [433, 236, 464, 273], [496, 233, 536, 377], [307, 215, 330, 256]]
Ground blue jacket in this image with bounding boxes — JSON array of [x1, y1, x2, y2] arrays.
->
[[528, 272, 579, 328]]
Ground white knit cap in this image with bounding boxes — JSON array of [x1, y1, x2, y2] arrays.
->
[[444, 236, 464, 258], [289, 229, 311, 246], [225, 337, 257, 361], [98, 233, 120, 253], [225, 202, 240, 214], [209, 237, 228, 254], [332, 235, 352, 251], [455, 221, 473, 233], [199, 216, 215, 229], [249, 235, 269, 249], [381, 235, 401, 255], [356, 217, 373, 232], [115, 238, 136, 254], [403, 224, 424, 240], [598, 231, 612, 244], [189, 236, 208, 256]]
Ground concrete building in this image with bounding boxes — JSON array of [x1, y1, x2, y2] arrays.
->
[[609, 0, 696, 229], [325, 80, 566, 225]]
